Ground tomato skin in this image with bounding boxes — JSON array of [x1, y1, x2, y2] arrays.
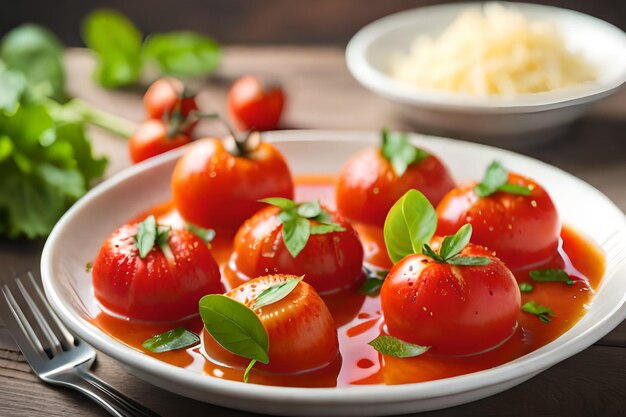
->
[[436, 173, 561, 269], [228, 76, 285, 131], [128, 119, 191, 164], [92, 224, 223, 322], [231, 206, 364, 294], [143, 77, 199, 134], [336, 148, 455, 227], [381, 243, 521, 356], [171, 138, 294, 232]]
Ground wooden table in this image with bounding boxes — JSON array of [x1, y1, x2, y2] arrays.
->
[[1, 47, 625, 416]]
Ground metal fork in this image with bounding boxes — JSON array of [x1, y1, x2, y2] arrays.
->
[[0, 271, 160, 417]]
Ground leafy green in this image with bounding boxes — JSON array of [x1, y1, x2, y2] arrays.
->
[[380, 129, 429, 177], [420, 225, 491, 266], [530, 269, 573, 285], [369, 335, 430, 358], [143, 32, 221, 77], [383, 189, 437, 264], [0, 70, 27, 114], [253, 276, 303, 310], [522, 301, 554, 323], [186, 222, 216, 243], [142, 327, 200, 353], [519, 282, 534, 292], [359, 265, 389, 295], [474, 161, 531, 198], [134, 216, 171, 259]]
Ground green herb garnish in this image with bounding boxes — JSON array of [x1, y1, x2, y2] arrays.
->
[[380, 128, 429, 177], [530, 269, 573, 285], [474, 161, 531, 198], [519, 282, 534, 292], [142, 327, 200, 353], [135, 215, 172, 259], [260, 197, 346, 258], [253, 276, 303, 310], [522, 301, 554, 323], [421, 224, 491, 266], [186, 222, 216, 243], [368, 335, 430, 358], [359, 265, 389, 295]]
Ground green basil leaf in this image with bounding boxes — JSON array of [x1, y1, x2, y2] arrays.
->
[[82, 9, 143, 88], [530, 269, 573, 285], [498, 183, 531, 196], [282, 217, 310, 258], [296, 200, 321, 218], [135, 215, 157, 258], [384, 189, 437, 264], [186, 222, 216, 243], [421, 244, 444, 262], [0, 70, 27, 114], [310, 223, 346, 234], [474, 161, 508, 197], [359, 278, 384, 295], [315, 210, 333, 224], [253, 276, 303, 310], [259, 197, 296, 211], [522, 301, 555, 323], [199, 294, 269, 364], [142, 327, 200, 353], [369, 335, 430, 358], [243, 359, 256, 383], [519, 282, 534, 292], [143, 32, 221, 77], [381, 129, 429, 177], [445, 256, 492, 266], [439, 224, 472, 260]]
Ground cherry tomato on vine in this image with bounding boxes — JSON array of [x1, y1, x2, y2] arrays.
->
[[228, 75, 285, 131], [128, 119, 191, 164], [144, 77, 199, 132]]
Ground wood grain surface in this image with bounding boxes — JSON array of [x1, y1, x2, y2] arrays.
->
[[0, 46, 625, 417]]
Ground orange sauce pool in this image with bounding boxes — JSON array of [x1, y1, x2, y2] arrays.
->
[[92, 175, 605, 387]]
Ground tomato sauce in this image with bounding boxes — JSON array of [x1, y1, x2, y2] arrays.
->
[[92, 175, 605, 387]]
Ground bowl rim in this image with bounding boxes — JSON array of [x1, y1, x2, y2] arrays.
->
[[41, 131, 626, 406], [345, 1, 626, 114]]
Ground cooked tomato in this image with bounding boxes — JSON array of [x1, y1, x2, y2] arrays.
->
[[228, 75, 285, 131], [92, 224, 223, 322], [171, 138, 294, 232], [381, 242, 520, 356], [436, 173, 560, 269], [336, 147, 455, 227], [204, 274, 339, 374], [128, 119, 191, 164], [143, 77, 199, 134], [230, 205, 364, 294]]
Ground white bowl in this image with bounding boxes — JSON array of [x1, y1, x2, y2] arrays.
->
[[42, 131, 626, 416], [345, 2, 626, 144]]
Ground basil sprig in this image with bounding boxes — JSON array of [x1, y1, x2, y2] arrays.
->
[[185, 222, 216, 243], [421, 224, 492, 266], [380, 128, 429, 177], [253, 276, 303, 310], [260, 197, 346, 258], [474, 161, 531, 198], [359, 264, 389, 295], [369, 335, 430, 358], [519, 282, 534, 293], [135, 215, 172, 259], [142, 327, 200, 353], [530, 269, 573, 285], [522, 301, 555, 323]]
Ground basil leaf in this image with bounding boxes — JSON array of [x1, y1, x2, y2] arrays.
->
[[0, 69, 27, 114], [369, 335, 430, 358], [530, 269, 573, 285], [135, 215, 157, 258], [439, 224, 472, 260], [297, 200, 321, 218], [421, 244, 443, 262], [519, 282, 533, 292], [186, 222, 216, 243], [82, 9, 143, 88], [199, 294, 269, 364], [381, 129, 429, 177], [310, 223, 346, 234], [281, 217, 310, 258], [142, 327, 200, 353], [474, 161, 508, 197], [522, 301, 555, 323], [498, 183, 531, 196], [253, 276, 303, 310], [445, 256, 492, 266], [384, 189, 437, 264], [143, 32, 221, 78], [359, 278, 384, 294], [259, 197, 296, 211], [243, 359, 256, 383]]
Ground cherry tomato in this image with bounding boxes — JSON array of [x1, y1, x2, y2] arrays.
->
[[228, 75, 285, 131], [204, 274, 339, 374], [171, 138, 294, 232], [128, 119, 191, 164], [231, 206, 364, 294], [143, 77, 199, 130], [336, 147, 455, 227], [92, 224, 223, 322], [436, 173, 560, 269], [381, 242, 520, 356]]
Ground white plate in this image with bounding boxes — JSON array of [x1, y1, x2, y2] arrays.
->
[[42, 131, 626, 416]]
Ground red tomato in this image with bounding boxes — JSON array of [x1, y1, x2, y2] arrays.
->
[[128, 119, 191, 164], [171, 138, 294, 232], [336, 148, 455, 227], [381, 242, 521, 356], [231, 206, 364, 294], [436, 173, 561, 269], [205, 274, 339, 374], [92, 224, 223, 322], [143, 77, 199, 131], [228, 76, 285, 131]]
